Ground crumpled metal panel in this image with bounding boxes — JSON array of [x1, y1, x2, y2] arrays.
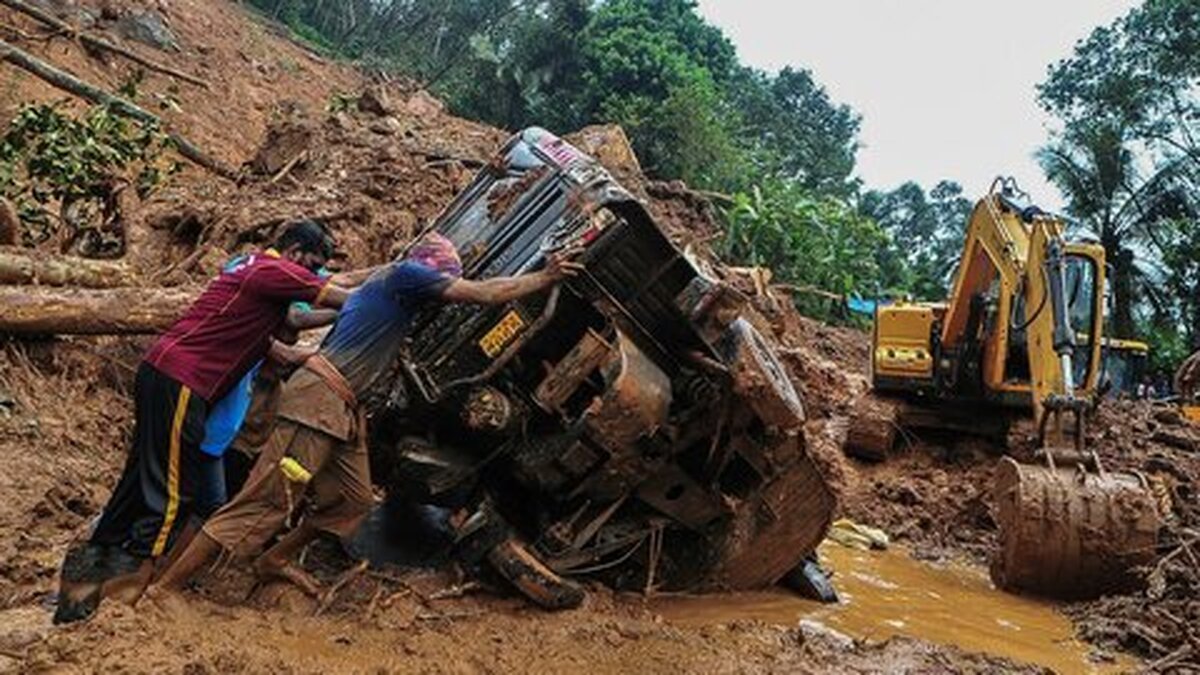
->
[[707, 433, 836, 590], [584, 331, 672, 454]]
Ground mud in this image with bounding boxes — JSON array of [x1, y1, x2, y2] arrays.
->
[[2, 0, 1198, 671], [662, 542, 1129, 674]]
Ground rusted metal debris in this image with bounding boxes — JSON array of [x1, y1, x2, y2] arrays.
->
[[366, 127, 836, 607]]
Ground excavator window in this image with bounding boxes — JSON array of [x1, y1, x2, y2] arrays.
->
[[1004, 254, 1098, 389], [1065, 255, 1098, 387]]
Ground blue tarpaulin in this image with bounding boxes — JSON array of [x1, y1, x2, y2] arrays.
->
[[847, 296, 881, 315]]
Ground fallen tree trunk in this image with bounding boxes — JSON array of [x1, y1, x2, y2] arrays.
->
[[0, 0, 209, 88], [0, 249, 136, 287], [0, 37, 237, 179], [0, 286, 197, 334]]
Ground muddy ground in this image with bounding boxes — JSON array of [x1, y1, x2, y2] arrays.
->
[[2, 1, 1199, 672]]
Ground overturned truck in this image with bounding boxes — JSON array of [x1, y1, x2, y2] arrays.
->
[[367, 128, 836, 607]]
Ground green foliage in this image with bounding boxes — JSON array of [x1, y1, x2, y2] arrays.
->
[[1036, 0, 1200, 343], [727, 66, 860, 197], [561, 0, 747, 188], [327, 91, 357, 114], [1040, 0, 1199, 161], [721, 179, 889, 320], [440, 0, 592, 133], [1139, 321, 1191, 378], [597, 76, 749, 189], [1153, 209, 1200, 355], [1023, 0, 1200, 373], [860, 180, 972, 301], [248, 0, 861, 197], [244, 0, 901, 323], [0, 102, 178, 245]]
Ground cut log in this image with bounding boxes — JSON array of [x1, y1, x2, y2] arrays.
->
[[0, 285, 197, 334], [0, 248, 136, 287], [844, 396, 899, 462], [0, 37, 236, 179], [0, 0, 209, 88]]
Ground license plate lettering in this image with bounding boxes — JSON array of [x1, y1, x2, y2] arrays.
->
[[479, 311, 526, 357]]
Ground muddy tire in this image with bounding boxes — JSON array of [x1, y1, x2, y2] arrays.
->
[[488, 537, 586, 610], [722, 318, 804, 431]]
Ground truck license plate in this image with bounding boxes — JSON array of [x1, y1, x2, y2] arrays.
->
[[479, 311, 526, 357]]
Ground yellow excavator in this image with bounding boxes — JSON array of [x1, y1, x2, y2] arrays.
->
[[852, 178, 1160, 599], [1100, 337, 1150, 397]]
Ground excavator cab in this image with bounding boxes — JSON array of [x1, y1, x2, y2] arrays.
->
[[1001, 246, 1102, 403], [1098, 338, 1149, 397]]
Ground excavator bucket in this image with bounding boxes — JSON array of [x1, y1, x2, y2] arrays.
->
[[990, 455, 1159, 599]]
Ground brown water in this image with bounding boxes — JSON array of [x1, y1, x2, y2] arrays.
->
[[660, 544, 1132, 674]]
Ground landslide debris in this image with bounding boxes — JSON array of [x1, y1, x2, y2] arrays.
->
[[4, 0, 1198, 671], [1065, 400, 1200, 667]]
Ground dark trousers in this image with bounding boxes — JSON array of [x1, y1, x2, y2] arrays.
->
[[195, 452, 228, 517], [90, 362, 209, 558]]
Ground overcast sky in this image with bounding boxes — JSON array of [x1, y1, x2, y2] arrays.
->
[[695, 1, 1139, 208]]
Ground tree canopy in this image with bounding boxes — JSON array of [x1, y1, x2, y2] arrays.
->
[[248, 0, 1198, 363], [1038, 0, 1199, 355]]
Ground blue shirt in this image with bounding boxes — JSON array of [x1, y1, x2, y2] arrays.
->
[[200, 362, 260, 456], [199, 260, 330, 457], [322, 261, 450, 396]]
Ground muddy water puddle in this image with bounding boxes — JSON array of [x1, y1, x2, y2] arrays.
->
[[660, 544, 1131, 674]]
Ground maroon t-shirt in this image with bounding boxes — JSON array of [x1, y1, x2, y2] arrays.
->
[[144, 251, 329, 402]]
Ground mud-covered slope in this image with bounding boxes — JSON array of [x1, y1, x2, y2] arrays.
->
[[1, 0, 361, 166]]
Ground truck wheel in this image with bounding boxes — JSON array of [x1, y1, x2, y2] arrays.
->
[[722, 318, 805, 431], [488, 537, 586, 610]]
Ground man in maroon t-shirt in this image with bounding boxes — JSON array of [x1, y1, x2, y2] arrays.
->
[[54, 220, 351, 624]]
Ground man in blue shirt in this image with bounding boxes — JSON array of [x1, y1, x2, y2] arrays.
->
[[153, 233, 581, 596]]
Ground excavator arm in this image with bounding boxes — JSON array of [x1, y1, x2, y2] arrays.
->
[[1021, 213, 1105, 451], [988, 190, 1157, 601], [935, 185, 1105, 415]]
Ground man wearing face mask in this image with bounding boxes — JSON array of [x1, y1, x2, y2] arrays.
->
[[54, 219, 353, 624]]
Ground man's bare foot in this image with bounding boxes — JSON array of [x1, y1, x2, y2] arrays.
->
[[102, 560, 155, 605], [254, 556, 322, 597], [138, 584, 190, 618]]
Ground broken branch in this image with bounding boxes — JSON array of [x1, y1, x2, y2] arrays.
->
[[0, 20, 53, 42], [0, 37, 236, 179], [426, 581, 480, 601], [314, 559, 369, 617], [0, 0, 209, 88], [0, 248, 137, 287], [269, 150, 308, 185]]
